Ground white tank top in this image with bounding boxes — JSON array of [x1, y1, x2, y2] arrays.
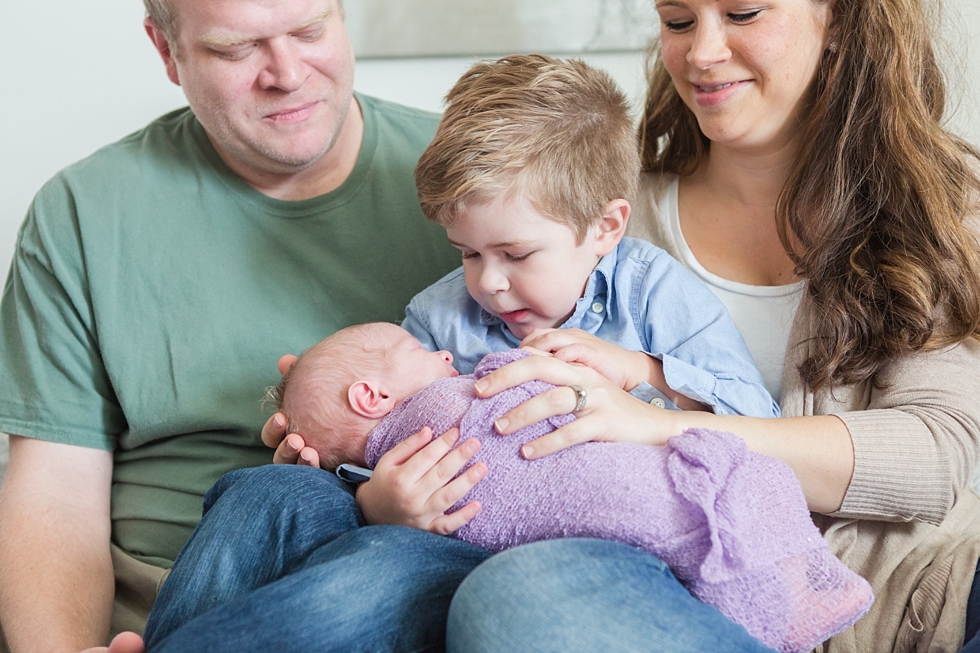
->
[[662, 178, 804, 402]]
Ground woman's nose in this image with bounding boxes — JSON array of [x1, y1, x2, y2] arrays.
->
[[687, 20, 732, 70]]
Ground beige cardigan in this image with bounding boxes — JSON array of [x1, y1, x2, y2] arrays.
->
[[629, 173, 980, 653]]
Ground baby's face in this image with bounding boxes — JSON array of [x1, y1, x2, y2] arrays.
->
[[381, 326, 459, 403]]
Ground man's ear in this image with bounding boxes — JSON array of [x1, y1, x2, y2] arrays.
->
[[144, 18, 181, 86], [348, 380, 397, 419], [593, 199, 630, 256]]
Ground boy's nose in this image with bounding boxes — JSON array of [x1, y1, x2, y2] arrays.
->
[[478, 267, 509, 294]]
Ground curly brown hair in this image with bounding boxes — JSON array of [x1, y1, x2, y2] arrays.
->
[[639, 0, 980, 390]]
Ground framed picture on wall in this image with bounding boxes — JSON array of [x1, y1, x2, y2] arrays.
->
[[346, 0, 659, 58]]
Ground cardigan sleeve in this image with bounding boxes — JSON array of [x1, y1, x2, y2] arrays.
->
[[831, 209, 980, 525], [830, 338, 980, 525]]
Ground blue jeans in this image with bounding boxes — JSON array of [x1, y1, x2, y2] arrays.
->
[[144, 465, 777, 652], [143, 465, 490, 652]]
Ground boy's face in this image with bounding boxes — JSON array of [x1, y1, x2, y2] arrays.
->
[[446, 195, 609, 340], [381, 326, 459, 401]]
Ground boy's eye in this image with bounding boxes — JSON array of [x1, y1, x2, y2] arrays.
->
[[663, 19, 694, 32], [505, 252, 532, 262], [729, 10, 762, 23], [460, 251, 480, 260]]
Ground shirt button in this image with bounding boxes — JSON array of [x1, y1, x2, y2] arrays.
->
[[650, 397, 666, 409], [591, 302, 604, 314]]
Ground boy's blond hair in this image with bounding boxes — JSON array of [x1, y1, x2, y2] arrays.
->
[[415, 54, 640, 243]]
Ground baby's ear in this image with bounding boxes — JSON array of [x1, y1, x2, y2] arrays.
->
[[348, 380, 397, 419], [594, 199, 629, 256]]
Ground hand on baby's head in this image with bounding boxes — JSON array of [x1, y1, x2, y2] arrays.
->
[[271, 322, 458, 470]]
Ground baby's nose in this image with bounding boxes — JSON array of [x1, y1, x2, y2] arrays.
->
[[439, 350, 454, 364]]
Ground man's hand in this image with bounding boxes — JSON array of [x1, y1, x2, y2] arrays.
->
[[81, 632, 145, 653], [260, 353, 320, 467], [356, 427, 486, 535]]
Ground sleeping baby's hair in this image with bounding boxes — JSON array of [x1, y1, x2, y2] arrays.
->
[[266, 322, 397, 471]]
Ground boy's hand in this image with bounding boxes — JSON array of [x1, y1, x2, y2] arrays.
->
[[356, 427, 487, 535], [520, 328, 654, 391]]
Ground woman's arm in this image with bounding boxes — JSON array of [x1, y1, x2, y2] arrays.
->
[[472, 354, 854, 513]]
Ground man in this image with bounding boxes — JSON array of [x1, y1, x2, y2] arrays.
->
[[0, 1, 479, 650]]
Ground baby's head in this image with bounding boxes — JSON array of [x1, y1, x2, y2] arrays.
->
[[415, 54, 641, 339], [269, 322, 457, 471]]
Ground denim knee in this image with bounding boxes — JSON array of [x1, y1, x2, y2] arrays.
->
[[447, 538, 773, 653], [203, 464, 355, 515]]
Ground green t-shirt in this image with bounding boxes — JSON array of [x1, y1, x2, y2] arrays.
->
[[0, 94, 460, 567]]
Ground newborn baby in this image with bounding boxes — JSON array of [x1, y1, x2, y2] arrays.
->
[[272, 322, 873, 653]]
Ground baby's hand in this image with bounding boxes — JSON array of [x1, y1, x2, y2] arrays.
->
[[356, 427, 487, 535], [520, 328, 654, 392]]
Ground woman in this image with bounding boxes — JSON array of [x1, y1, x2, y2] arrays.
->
[[450, 0, 980, 651]]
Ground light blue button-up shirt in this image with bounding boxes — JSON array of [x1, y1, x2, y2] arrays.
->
[[402, 237, 779, 418]]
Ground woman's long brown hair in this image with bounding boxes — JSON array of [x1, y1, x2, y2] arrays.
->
[[640, 0, 980, 390]]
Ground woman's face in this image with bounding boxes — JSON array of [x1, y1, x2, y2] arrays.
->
[[656, 0, 834, 154]]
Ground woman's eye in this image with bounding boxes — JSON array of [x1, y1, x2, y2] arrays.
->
[[663, 20, 695, 32], [729, 10, 762, 23]]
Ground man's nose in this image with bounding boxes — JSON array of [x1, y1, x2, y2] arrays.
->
[[257, 40, 307, 92]]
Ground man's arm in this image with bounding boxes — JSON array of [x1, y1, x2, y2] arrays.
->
[[0, 436, 115, 653]]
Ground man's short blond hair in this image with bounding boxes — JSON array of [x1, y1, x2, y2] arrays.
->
[[143, 0, 179, 47], [142, 0, 345, 53], [415, 54, 640, 243]]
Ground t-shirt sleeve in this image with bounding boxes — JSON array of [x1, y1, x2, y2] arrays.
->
[[0, 180, 124, 450]]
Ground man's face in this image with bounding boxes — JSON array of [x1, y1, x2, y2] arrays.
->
[[155, 0, 355, 177]]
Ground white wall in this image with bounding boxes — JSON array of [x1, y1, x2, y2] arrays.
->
[[1, 0, 979, 277]]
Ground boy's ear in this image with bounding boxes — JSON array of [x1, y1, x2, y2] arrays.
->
[[348, 380, 397, 419], [593, 199, 630, 256]]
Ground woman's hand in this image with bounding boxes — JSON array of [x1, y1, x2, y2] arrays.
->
[[356, 427, 487, 535], [474, 354, 685, 459], [521, 328, 654, 391]]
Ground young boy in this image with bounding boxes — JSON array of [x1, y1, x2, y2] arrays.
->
[[404, 54, 778, 421], [270, 320, 872, 653]]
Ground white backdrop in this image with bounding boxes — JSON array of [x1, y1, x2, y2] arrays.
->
[[1, 0, 979, 277]]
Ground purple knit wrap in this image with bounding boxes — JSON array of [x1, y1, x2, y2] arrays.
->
[[365, 350, 872, 652]]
